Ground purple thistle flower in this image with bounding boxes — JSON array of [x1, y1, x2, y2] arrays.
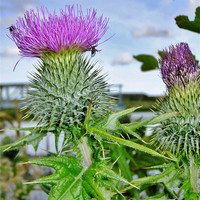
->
[[160, 43, 198, 88], [9, 5, 109, 58]]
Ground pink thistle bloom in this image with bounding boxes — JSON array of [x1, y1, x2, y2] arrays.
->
[[9, 5, 109, 58], [160, 43, 198, 88]]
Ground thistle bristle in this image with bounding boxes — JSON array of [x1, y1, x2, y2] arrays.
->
[[25, 50, 113, 136]]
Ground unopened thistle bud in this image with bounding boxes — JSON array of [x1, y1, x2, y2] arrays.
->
[[154, 43, 200, 157], [160, 43, 198, 88]]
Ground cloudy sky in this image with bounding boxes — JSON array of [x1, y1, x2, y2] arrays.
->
[[0, 0, 200, 96]]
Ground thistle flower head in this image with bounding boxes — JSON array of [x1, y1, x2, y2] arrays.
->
[[160, 43, 198, 88], [9, 5, 109, 57]]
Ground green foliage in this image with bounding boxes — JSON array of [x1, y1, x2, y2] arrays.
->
[[133, 54, 159, 71], [103, 106, 141, 131], [90, 107, 177, 160], [120, 162, 186, 199], [0, 127, 48, 152], [175, 7, 200, 34], [181, 179, 200, 200], [29, 156, 132, 200], [145, 192, 170, 200]]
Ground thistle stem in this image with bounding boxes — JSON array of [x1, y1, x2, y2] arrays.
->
[[78, 137, 92, 168], [190, 155, 199, 194]]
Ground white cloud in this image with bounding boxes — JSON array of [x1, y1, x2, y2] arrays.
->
[[0, 47, 19, 57], [187, 0, 200, 14], [112, 52, 133, 66], [131, 26, 172, 38]]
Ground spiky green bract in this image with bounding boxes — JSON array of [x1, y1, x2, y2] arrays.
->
[[25, 49, 112, 139], [153, 78, 200, 157], [28, 156, 131, 200]]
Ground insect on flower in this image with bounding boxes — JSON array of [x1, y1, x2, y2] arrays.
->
[[90, 44, 101, 57], [7, 25, 15, 32], [8, 6, 109, 58]]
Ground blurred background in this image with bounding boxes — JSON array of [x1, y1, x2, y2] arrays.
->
[[0, 0, 200, 199]]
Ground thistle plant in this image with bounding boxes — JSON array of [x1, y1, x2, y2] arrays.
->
[[153, 42, 200, 197], [1, 5, 178, 200], [9, 5, 112, 150]]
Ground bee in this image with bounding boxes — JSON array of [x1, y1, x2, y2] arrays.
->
[[90, 45, 101, 57], [91, 46, 97, 57], [7, 25, 15, 32]]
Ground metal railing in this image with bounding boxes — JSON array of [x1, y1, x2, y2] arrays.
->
[[0, 83, 125, 109]]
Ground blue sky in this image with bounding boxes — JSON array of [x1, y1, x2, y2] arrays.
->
[[0, 0, 200, 95]]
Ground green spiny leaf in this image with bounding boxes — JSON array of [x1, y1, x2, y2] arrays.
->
[[103, 106, 141, 131], [28, 156, 131, 200], [88, 126, 174, 160], [120, 164, 182, 193], [0, 128, 47, 152], [125, 112, 178, 130], [119, 124, 147, 143]]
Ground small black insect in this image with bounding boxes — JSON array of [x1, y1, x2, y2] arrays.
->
[[90, 45, 101, 57], [8, 25, 15, 32], [91, 46, 97, 57]]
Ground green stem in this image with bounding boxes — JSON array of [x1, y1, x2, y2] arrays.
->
[[78, 137, 92, 168], [190, 155, 199, 194]]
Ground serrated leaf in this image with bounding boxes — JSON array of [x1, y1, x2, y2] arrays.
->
[[103, 106, 141, 130], [89, 126, 174, 160], [121, 164, 182, 194], [144, 163, 171, 169], [119, 124, 147, 143], [29, 156, 130, 200], [0, 128, 47, 152], [133, 54, 159, 71], [125, 112, 178, 130], [175, 7, 200, 34]]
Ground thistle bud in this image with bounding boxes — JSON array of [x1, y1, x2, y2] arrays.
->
[[154, 43, 200, 157], [160, 43, 198, 88], [25, 50, 112, 135]]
